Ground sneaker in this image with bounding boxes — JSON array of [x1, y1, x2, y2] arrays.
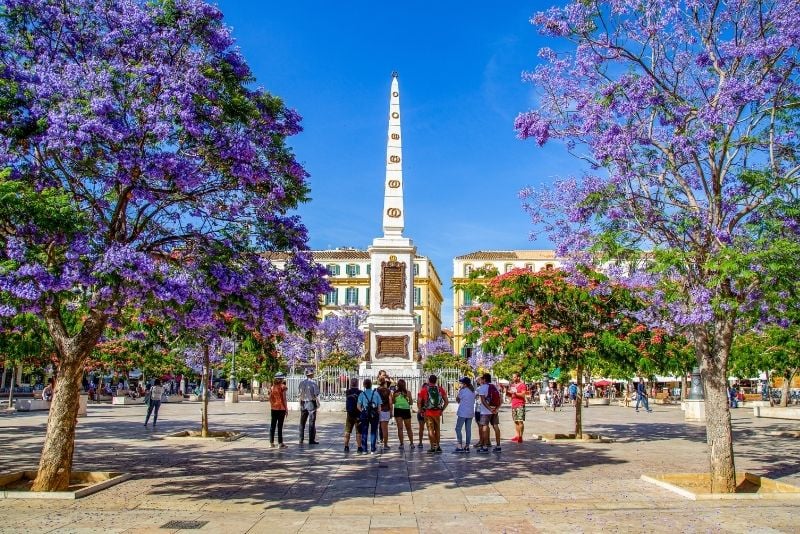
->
[[417, 443, 423, 449], [357, 447, 364, 454], [344, 446, 350, 452], [270, 442, 276, 448], [435, 447, 443, 453], [464, 447, 470, 454], [454, 447, 465, 453], [427, 448, 437, 454], [370, 449, 377, 454], [398, 443, 404, 450], [477, 447, 490, 454], [493, 446, 502, 452], [647, 409, 653, 413], [309, 441, 320, 445], [383, 444, 390, 450], [510, 436, 520, 443], [279, 443, 288, 448]]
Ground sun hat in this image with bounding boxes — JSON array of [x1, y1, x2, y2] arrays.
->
[[274, 372, 286, 379], [459, 376, 472, 386]]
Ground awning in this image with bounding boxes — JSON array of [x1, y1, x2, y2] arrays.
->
[[594, 379, 612, 387]]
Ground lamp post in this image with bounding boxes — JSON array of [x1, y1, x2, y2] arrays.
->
[[228, 337, 237, 391], [225, 337, 239, 404]]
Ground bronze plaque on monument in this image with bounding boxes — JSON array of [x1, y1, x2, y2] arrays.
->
[[376, 335, 409, 359], [380, 260, 406, 309]]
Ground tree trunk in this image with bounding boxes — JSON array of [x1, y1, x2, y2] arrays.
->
[[31, 305, 107, 492], [767, 370, 774, 407], [575, 363, 583, 439], [7, 368, 15, 409], [201, 344, 210, 438], [1, 363, 7, 391], [681, 374, 688, 401], [780, 373, 791, 408], [30, 362, 82, 491], [695, 319, 737, 493]]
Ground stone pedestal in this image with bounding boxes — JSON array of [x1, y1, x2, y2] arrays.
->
[[684, 399, 705, 422], [77, 394, 88, 417], [224, 390, 239, 404]]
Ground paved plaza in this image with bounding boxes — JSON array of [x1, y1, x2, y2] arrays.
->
[[1, 400, 799, 533]]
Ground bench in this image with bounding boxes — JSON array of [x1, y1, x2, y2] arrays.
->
[[16, 399, 51, 411]]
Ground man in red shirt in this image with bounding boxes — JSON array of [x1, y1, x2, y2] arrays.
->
[[418, 374, 448, 453], [508, 373, 528, 443]]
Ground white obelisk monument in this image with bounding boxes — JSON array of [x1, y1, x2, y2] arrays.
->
[[360, 72, 420, 374]]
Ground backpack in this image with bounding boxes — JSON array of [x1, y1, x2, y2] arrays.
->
[[345, 389, 360, 417], [361, 390, 380, 422], [487, 384, 502, 408], [424, 385, 445, 411]]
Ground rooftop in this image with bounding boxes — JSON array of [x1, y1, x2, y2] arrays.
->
[[455, 250, 558, 261]]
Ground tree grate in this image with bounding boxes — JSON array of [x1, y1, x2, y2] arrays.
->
[[160, 520, 209, 529]]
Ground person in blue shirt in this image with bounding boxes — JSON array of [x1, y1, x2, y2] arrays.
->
[[568, 382, 578, 405], [357, 378, 381, 454]]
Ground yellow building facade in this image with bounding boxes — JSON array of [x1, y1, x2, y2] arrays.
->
[[312, 248, 443, 349], [451, 250, 562, 357]]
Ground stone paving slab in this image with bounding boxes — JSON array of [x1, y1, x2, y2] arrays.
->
[[1, 400, 800, 532]]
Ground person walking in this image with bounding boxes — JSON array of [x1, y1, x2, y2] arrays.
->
[[269, 373, 288, 448], [477, 373, 502, 453], [377, 378, 393, 451], [508, 373, 527, 443], [298, 369, 320, 444], [357, 378, 380, 454], [418, 374, 448, 453], [344, 377, 362, 452], [143, 379, 164, 428], [635, 377, 652, 413], [454, 377, 475, 453], [392, 379, 414, 449]]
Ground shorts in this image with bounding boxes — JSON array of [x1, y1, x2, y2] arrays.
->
[[417, 411, 425, 423], [479, 413, 499, 426], [344, 414, 359, 434], [394, 408, 411, 420], [512, 406, 526, 422], [379, 410, 391, 422]]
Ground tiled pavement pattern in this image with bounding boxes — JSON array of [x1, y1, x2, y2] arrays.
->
[[1, 399, 799, 533]]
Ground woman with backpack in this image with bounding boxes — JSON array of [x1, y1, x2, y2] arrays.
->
[[392, 379, 414, 449], [357, 378, 380, 454]]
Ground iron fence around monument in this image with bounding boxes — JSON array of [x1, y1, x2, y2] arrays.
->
[[284, 367, 463, 404]]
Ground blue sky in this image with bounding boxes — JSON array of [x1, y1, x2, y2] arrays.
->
[[216, 1, 574, 328]]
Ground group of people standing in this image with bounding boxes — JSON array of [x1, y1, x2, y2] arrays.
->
[[265, 369, 531, 454]]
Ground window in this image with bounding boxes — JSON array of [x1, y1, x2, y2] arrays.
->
[[463, 290, 472, 306], [345, 264, 360, 277], [414, 287, 421, 306], [545, 263, 554, 271], [365, 287, 370, 304], [345, 287, 359, 305], [464, 264, 473, 276], [326, 264, 340, 276], [505, 263, 513, 273], [325, 288, 338, 305], [366, 264, 371, 275], [414, 314, 421, 326], [463, 319, 472, 331], [525, 263, 533, 270], [413, 263, 419, 276]]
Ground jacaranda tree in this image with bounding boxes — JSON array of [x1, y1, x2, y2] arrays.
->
[[463, 267, 663, 437], [0, 0, 328, 491], [516, 0, 800, 492], [279, 308, 366, 369]]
